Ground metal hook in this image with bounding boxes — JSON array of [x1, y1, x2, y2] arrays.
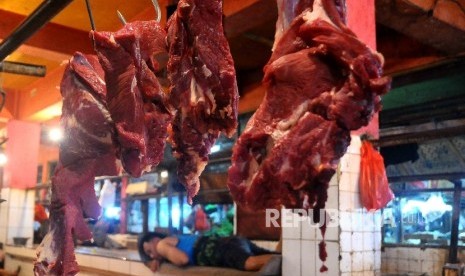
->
[[116, 0, 161, 26], [152, 0, 161, 23], [85, 0, 96, 31], [116, 10, 127, 25]]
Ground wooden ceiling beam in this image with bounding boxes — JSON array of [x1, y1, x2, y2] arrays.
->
[[376, 0, 465, 55], [0, 10, 93, 57]]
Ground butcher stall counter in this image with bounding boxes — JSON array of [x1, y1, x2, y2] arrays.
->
[[4, 244, 259, 276]]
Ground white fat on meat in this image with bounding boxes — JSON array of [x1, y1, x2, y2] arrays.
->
[[189, 77, 217, 113], [34, 230, 58, 274], [273, 100, 310, 141], [302, 0, 336, 28], [66, 116, 113, 145]]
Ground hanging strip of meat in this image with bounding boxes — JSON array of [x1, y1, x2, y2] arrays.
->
[[34, 53, 120, 275], [166, 0, 238, 203], [92, 20, 172, 178], [228, 0, 390, 211]]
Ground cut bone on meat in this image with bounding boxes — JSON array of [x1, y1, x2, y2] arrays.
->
[[166, 0, 239, 203]]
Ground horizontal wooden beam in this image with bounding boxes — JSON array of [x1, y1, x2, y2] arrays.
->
[[376, 0, 465, 54], [0, 10, 93, 57]]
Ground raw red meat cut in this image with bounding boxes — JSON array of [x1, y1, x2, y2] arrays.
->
[[92, 20, 172, 177], [228, 0, 390, 210], [34, 53, 120, 275], [166, 0, 238, 203]]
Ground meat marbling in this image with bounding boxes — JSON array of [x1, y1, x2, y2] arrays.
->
[[166, 0, 238, 203], [92, 20, 172, 178]]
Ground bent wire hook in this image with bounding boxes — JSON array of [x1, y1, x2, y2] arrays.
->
[[117, 0, 162, 26]]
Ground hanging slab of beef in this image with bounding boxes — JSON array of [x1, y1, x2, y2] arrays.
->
[[34, 53, 120, 276], [228, 0, 390, 211], [92, 20, 172, 177], [166, 0, 238, 203]]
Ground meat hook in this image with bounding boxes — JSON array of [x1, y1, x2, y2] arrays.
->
[[85, 0, 96, 31], [116, 0, 161, 26]]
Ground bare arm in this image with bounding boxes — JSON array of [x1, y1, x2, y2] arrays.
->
[[156, 237, 189, 266]]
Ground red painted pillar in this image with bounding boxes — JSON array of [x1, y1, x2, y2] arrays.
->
[[4, 120, 41, 189], [346, 0, 381, 138]]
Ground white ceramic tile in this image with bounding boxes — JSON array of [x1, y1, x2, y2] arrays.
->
[[348, 135, 362, 154], [18, 227, 33, 242], [433, 262, 443, 276], [386, 259, 398, 273], [326, 186, 339, 210], [421, 260, 435, 274], [339, 211, 352, 232], [301, 240, 316, 276], [329, 172, 338, 187], [108, 259, 131, 274], [374, 270, 382, 276], [363, 232, 374, 251], [352, 251, 364, 272], [398, 247, 409, 260], [352, 210, 364, 232], [1, 188, 10, 200], [0, 226, 7, 244], [130, 261, 154, 276], [339, 191, 355, 212], [8, 189, 27, 208], [7, 207, 22, 228], [341, 273, 351, 276], [26, 190, 35, 206], [340, 252, 351, 272], [283, 239, 301, 276], [381, 257, 387, 272], [398, 259, 409, 273], [340, 231, 352, 252], [362, 212, 374, 232], [0, 206, 8, 225], [363, 250, 374, 271], [373, 211, 383, 229], [408, 247, 421, 261], [339, 172, 352, 192], [301, 216, 317, 241], [351, 232, 363, 252], [374, 250, 381, 270], [316, 241, 339, 276], [373, 231, 382, 250], [409, 259, 421, 273], [437, 249, 447, 262], [363, 271, 374, 276], [7, 227, 20, 243], [319, 219, 339, 242], [351, 173, 361, 194], [282, 210, 302, 239], [422, 248, 437, 261], [340, 153, 360, 173], [75, 254, 92, 265], [89, 255, 109, 270], [353, 192, 362, 209]]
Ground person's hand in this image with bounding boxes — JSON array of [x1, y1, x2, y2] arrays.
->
[[145, 259, 160, 272]]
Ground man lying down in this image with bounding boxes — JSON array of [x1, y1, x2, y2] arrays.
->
[[138, 232, 282, 275]]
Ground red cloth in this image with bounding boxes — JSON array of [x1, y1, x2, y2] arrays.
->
[[34, 204, 48, 223]]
